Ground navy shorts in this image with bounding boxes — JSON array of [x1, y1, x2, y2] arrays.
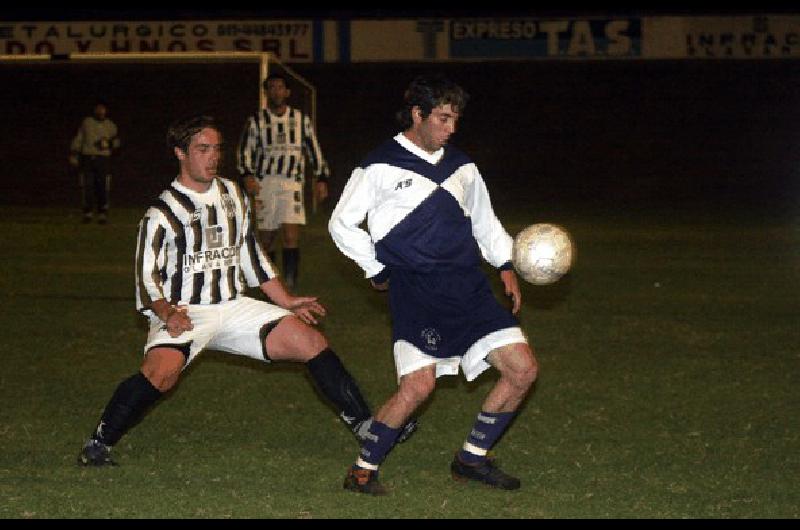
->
[[388, 267, 519, 360]]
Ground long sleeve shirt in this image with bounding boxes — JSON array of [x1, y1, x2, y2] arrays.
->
[[329, 133, 513, 281], [135, 177, 275, 317]]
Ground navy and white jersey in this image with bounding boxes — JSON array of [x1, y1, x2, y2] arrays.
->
[[236, 106, 330, 183], [329, 133, 513, 279], [70, 116, 120, 157], [135, 177, 276, 316]]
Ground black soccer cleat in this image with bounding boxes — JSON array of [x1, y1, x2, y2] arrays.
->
[[77, 439, 117, 467], [353, 417, 419, 444], [396, 417, 419, 444], [450, 453, 520, 490], [343, 466, 387, 496]]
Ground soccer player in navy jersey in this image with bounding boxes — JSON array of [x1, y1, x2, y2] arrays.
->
[[77, 114, 412, 467], [330, 74, 538, 494]]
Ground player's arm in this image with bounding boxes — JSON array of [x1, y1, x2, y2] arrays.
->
[[328, 166, 387, 288], [464, 165, 520, 309], [302, 115, 330, 202], [236, 115, 262, 195], [69, 123, 83, 166], [109, 122, 121, 151], [236, 191, 322, 322], [239, 191, 326, 323], [150, 299, 193, 337], [260, 280, 326, 325], [135, 209, 193, 336], [464, 165, 514, 270], [500, 269, 522, 315], [239, 193, 278, 285]]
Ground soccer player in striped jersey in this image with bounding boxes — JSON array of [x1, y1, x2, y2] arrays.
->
[[237, 73, 331, 289], [77, 115, 376, 467], [330, 75, 538, 494]]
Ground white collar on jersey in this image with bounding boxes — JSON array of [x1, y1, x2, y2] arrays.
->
[[394, 133, 444, 165], [172, 176, 219, 202], [266, 105, 292, 118]]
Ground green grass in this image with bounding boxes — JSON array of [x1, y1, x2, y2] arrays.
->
[[0, 204, 798, 518]]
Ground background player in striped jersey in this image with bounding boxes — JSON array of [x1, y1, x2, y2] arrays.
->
[[330, 74, 538, 494], [237, 73, 330, 289], [69, 101, 120, 224], [77, 115, 386, 466]]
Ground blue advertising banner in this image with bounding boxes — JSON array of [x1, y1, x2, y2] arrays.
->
[[449, 18, 642, 59]]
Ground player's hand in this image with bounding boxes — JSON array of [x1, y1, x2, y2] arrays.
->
[[68, 154, 79, 167], [243, 175, 261, 195], [315, 181, 329, 203], [370, 279, 389, 291], [285, 296, 327, 325], [165, 305, 193, 337], [500, 269, 522, 315]]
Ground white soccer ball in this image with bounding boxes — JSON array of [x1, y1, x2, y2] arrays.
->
[[512, 223, 575, 285]]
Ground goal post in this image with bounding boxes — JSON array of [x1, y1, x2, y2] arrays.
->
[[65, 51, 272, 109], [0, 51, 319, 211]]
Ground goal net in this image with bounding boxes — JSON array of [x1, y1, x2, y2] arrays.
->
[[0, 52, 317, 209]]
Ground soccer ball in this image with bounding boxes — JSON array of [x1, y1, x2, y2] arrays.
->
[[512, 223, 575, 285]]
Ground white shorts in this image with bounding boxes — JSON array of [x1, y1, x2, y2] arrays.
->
[[393, 327, 528, 383], [143, 297, 293, 366], [254, 177, 306, 231]]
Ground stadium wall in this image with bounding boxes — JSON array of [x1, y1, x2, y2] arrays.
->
[[1, 59, 799, 215], [1, 14, 799, 215]]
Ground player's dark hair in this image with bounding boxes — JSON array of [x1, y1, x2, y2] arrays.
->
[[166, 115, 219, 154], [396, 74, 469, 129], [262, 72, 288, 90]]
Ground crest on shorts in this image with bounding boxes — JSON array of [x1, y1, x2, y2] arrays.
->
[[420, 327, 441, 351]]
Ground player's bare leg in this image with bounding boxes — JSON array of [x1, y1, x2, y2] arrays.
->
[[374, 366, 435, 428], [344, 366, 435, 495], [140, 347, 188, 392], [482, 343, 537, 413], [451, 342, 537, 490]]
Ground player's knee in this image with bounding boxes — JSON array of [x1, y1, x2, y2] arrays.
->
[[523, 352, 538, 387], [291, 319, 329, 360], [306, 330, 329, 358], [141, 367, 181, 393], [141, 348, 185, 392], [265, 316, 329, 362], [399, 371, 436, 405], [515, 348, 538, 390], [499, 346, 537, 393]]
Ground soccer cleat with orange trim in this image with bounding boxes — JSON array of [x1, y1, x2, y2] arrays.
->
[[343, 466, 387, 495]]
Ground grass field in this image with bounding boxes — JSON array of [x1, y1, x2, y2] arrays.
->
[[0, 203, 798, 518]]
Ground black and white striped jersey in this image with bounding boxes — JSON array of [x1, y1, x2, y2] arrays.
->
[[135, 177, 276, 315], [236, 106, 330, 183]]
